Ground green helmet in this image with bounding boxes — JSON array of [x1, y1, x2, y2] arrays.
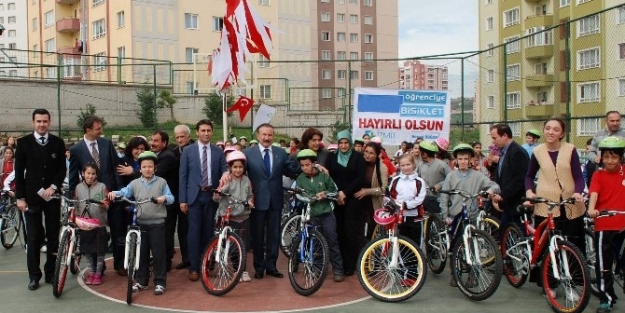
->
[[296, 149, 317, 161], [272, 142, 281, 147], [526, 129, 541, 138], [249, 139, 258, 144], [354, 137, 365, 145], [419, 141, 439, 154], [452, 143, 475, 158], [598, 136, 625, 150], [239, 136, 248, 141], [137, 151, 158, 164]]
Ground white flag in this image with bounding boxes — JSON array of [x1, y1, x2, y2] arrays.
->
[[252, 104, 277, 132]]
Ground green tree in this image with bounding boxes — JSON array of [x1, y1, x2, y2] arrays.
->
[[328, 120, 350, 143], [157, 90, 177, 122], [76, 104, 107, 128], [136, 85, 157, 128], [203, 93, 233, 125]]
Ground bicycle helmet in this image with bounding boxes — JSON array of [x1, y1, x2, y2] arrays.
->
[[296, 149, 317, 161], [216, 141, 225, 147], [526, 129, 541, 139], [419, 140, 439, 154], [328, 143, 338, 151], [370, 136, 382, 144], [239, 136, 248, 140], [75, 216, 101, 231], [452, 143, 475, 158], [373, 208, 395, 225], [226, 150, 246, 165], [598, 136, 625, 150], [223, 146, 237, 154], [354, 137, 365, 145], [435, 137, 450, 152], [137, 151, 158, 165], [249, 139, 258, 144]]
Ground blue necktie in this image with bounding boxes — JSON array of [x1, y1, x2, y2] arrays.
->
[[263, 148, 271, 174]]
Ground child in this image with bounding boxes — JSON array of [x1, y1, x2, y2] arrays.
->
[[107, 151, 174, 295], [75, 163, 109, 285], [213, 151, 254, 282], [587, 137, 625, 313], [440, 143, 500, 287], [294, 149, 345, 282]]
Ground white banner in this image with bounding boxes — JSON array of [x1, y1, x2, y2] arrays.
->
[[351, 88, 451, 146], [252, 104, 277, 131]]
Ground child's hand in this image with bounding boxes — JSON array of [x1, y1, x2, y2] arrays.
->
[[316, 191, 326, 200], [248, 198, 254, 208], [587, 209, 598, 218], [107, 192, 117, 201], [153, 196, 166, 204]]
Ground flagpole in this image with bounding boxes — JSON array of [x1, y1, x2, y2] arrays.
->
[[222, 92, 228, 142]]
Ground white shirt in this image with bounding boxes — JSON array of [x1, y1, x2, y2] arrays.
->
[[392, 172, 427, 217], [197, 142, 212, 186], [83, 136, 98, 156], [258, 144, 273, 172], [3, 170, 15, 191], [34, 132, 49, 145]]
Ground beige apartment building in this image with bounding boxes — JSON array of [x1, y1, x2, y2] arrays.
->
[[27, 0, 398, 111], [398, 60, 449, 90]]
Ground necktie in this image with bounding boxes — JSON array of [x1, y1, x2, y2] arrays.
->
[[91, 142, 101, 168], [39, 136, 45, 145], [201, 146, 209, 187], [263, 148, 271, 174]]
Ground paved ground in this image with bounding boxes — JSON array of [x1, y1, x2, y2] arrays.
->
[[0, 242, 608, 313]]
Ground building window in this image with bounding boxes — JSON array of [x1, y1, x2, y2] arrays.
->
[[504, 36, 520, 54], [350, 14, 358, 24], [9, 70, 17, 77], [578, 15, 599, 37], [118, 46, 126, 59], [7, 2, 15, 10], [509, 122, 521, 137], [364, 34, 373, 43], [321, 0, 330, 2], [321, 88, 332, 99], [578, 82, 600, 103], [364, 0, 373, 6], [350, 70, 359, 79], [577, 47, 600, 70], [258, 55, 270, 67], [486, 17, 493, 31], [365, 71, 373, 80], [486, 0, 492, 4], [33, 44, 38, 56], [259, 0, 269, 5], [260, 85, 271, 99], [45, 67, 56, 79], [32, 18, 38, 31], [185, 48, 198, 63], [8, 30, 16, 37], [350, 33, 358, 43], [337, 32, 345, 42], [503, 8, 520, 27], [364, 16, 373, 25], [92, 19, 106, 39], [560, 0, 570, 7], [576, 0, 591, 5], [44, 38, 55, 52], [117, 11, 125, 28], [350, 52, 358, 60], [338, 0, 345, 4], [93, 0, 104, 7], [8, 16, 16, 24], [321, 50, 331, 60], [321, 12, 330, 22], [186, 82, 198, 94], [577, 118, 600, 136], [487, 43, 494, 56], [0, 17, 3, 24], [535, 91, 548, 104], [487, 96, 495, 109], [337, 51, 346, 60], [526, 27, 553, 47], [8, 43, 16, 49], [337, 70, 346, 79], [364, 52, 373, 60], [321, 31, 330, 41], [349, 0, 357, 5], [618, 79, 625, 97], [322, 69, 331, 79], [185, 13, 199, 29], [337, 13, 345, 23], [506, 64, 520, 81], [506, 92, 521, 109], [487, 70, 494, 82], [618, 6, 625, 24], [211, 17, 223, 31], [0, 71, 5, 76], [94, 52, 106, 71], [44, 10, 54, 28]]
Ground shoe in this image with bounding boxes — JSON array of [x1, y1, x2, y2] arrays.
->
[[566, 290, 580, 303], [175, 261, 190, 270], [334, 274, 345, 282], [266, 270, 284, 278], [44, 274, 53, 284], [596, 301, 613, 313], [28, 280, 39, 291], [154, 285, 165, 295], [91, 274, 102, 285], [254, 272, 264, 279], [188, 271, 199, 281], [132, 283, 148, 293], [116, 269, 128, 277], [544, 289, 557, 299], [239, 271, 252, 282], [40, 245, 47, 253], [450, 277, 458, 287], [401, 278, 416, 287], [85, 273, 95, 285]]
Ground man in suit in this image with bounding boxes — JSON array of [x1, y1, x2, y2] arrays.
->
[[69, 115, 124, 274], [244, 123, 300, 279], [490, 124, 529, 231], [171, 124, 194, 270], [14, 108, 67, 290], [151, 130, 178, 271], [179, 119, 229, 281]]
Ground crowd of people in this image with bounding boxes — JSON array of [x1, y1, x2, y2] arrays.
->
[[2, 108, 625, 313]]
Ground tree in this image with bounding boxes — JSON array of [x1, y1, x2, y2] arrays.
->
[[328, 120, 351, 143], [203, 93, 233, 125], [76, 104, 107, 128], [157, 90, 177, 122], [136, 85, 157, 128]]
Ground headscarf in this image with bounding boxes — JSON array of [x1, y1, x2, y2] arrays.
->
[[336, 130, 352, 167]]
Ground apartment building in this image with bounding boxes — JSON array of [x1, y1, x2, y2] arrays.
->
[[0, 0, 28, 77], [477, 0, 625, 147], [398, 60, 449, 90]]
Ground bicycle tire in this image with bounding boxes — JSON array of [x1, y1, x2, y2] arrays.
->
[[70, 254, 81, 275], [201, 230, 245, 296], [451, 229, 502, 301], [541, 239, 590, 313], [288, 228, 329, 296], [481, 216, 501, 244], [370, 224, 383, 241], [425, 213, 447, 274], [280, 214, 300, 258], [1, 204, 20, 249], [582, 229, 600, 298], [357, 235, 427, 302], [53, 229, 71, 298], [501, 224, 528, 288], [126, 232, 137, 305]]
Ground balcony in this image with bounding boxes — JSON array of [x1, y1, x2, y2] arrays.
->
[[56, 0, 79, 4], [525, 14, 553, 29], [525, 45, 553, 59], [57, 46, 81, 55], [525, 0, 541, 2], [56, 18, 80, 33], [526, 74, 553, 88], [525, 103, 554, 117]]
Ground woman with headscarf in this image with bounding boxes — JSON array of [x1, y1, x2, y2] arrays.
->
[[353, 142, 388, 243], [325, 130, 366, 276]]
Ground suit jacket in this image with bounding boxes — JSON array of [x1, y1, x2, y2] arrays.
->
[[156, 147, 178, 200], [14, 133, 66, 204], [179, 142, 228, 205], [244, 145, 300, 211], [495, 141, 529, 215], [69, 137, 122, 194]]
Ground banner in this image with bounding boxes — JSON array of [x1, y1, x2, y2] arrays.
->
[[352, 88, 451, 146], [252, 104, 277, 132]]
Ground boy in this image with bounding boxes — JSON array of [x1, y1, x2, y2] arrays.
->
[[440, 143, 500, 287], [107, 151, 174, 295], [587, 137, 625, 313], [294, 149, 345, 282]]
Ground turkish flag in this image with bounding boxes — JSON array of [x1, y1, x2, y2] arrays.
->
[[227, 95, 254, 121]]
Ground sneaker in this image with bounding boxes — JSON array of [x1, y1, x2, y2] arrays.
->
[[154, 285, 165, 295], [91, 274, 102, 285], [84, 273, 94, 285], [566, 290, 580, 303], [596, 301, 613, 313], [334, 274, 345, 282], [132, 283, 148, 293], [239, 271, 252, 283]]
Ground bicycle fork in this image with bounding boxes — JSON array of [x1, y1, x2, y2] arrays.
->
[[548, 234, 571, 280], [462, 225, 480, 266], [124, 229, 141, 271], [214, 226, 233, 264], [63, 228, 77, 267]]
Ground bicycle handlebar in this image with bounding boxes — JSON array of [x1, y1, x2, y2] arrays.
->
[[115, 196, 156, 205], [438, 189, 490, 199], [213, 190, 250, 207], [521, 197, 575, 206], [50, 194, 104, 205], [283, 186, 337, 203], [597, 210, 625, 218]]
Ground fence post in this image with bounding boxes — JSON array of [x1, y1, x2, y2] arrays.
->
[[57, 54, 62, 134], [153, 64, 158, 130], [348, 60, 352, 130], [460, 58, 465, 141], [503, 44, 508, 123], [117, 57, 121, 83], [564, 21, 572, 142]]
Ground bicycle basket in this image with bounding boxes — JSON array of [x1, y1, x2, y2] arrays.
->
[[75, 216, 100, 231]]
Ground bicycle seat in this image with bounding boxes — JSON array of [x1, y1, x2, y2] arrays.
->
[[516, 205, 533, 214]]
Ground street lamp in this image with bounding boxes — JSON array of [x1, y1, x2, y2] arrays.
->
[[0, 24, 5, 36]]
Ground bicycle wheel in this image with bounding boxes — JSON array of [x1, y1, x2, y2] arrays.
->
[[425, 214, 447, 274], [357, 235, 427, 302], [480, 216, 501, 244], [201, 230, 245, 296], [1, 204, 20, 249], [451, 229, 502, 301], [288, 228, 329, 296], [280, 214, 300, 258], [126, 232, 137, 305], [582, 229, 600, 297], [53, 229, 72, 298], [501, 224, 528, 288], [541, 239, 590, 313], [370, 224, 384, 241]]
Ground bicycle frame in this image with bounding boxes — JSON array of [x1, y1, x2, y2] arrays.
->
[[124, 204, 141, 271], [379, 197, 427, 270], [214, 208, 235, 264]]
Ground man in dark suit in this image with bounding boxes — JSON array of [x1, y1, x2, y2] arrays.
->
[[244, 123, 300, 279], [69, 115, 123, 274], [151, 130, 178, 271], [179, 119, 229, 281], [490, 124, 529, 231], [171, 124, 194, 270], [14, 109, 67, 290]]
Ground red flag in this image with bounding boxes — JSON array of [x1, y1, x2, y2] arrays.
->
[[226, 95, 254, 121]]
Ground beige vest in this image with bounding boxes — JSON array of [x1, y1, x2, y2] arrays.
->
[[534, 143, 585, 219]]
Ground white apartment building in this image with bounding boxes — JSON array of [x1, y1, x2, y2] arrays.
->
[[0, 0, 28, 78]]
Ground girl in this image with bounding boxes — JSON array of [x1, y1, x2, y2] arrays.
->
[[75, 163, 110, 285], [388, 153, 426, 245], [1, 147, 15, 191]]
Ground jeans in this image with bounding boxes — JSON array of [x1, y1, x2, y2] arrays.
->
[[310, 214, 344, 275], [186, 191, 217, 272], [136, 222, 167, 287]]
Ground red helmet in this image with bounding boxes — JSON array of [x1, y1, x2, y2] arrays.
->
[[226, 151, 246, 165], [435, 137, 450, 152], [373, 208, 395, 225]]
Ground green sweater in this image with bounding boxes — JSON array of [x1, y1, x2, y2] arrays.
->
[[294, 170, 338, 217]]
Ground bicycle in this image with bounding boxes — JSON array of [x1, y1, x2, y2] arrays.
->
[[425, 189, 503, 301], [501, 197, 591, 313], [588, 210, 625, 299], [475, 197, 501, 244], [357, 196, 427, 302], [115, 196, 155, 305], [0, 190, 25, 250], [280, 187, 305, 258], [200, 190, 248, 296], [582, 211, 601, 297]]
